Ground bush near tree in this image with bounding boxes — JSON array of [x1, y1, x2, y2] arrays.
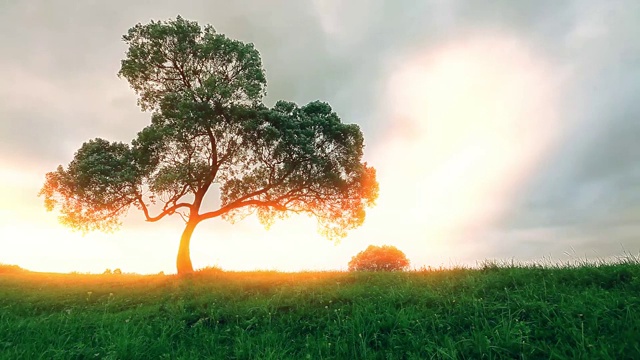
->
[[348, 245, 410, 271]]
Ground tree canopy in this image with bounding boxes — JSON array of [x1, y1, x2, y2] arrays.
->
[[40, 16, 379, 274]]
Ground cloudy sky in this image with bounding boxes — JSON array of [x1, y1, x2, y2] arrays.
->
[[1, 1, 639, 274]]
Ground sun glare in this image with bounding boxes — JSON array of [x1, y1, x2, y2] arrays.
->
[[361, 34, 565, 266]]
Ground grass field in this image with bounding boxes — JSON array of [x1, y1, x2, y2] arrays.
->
[[1, 261, 639, 359]]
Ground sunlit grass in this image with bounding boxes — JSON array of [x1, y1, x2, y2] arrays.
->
[[1, 259, 639, 359]]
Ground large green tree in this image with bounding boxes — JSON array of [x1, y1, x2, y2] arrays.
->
[[40, 17, 378, 274]]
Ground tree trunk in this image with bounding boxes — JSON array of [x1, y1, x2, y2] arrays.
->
[[176, 220, 198, 275]]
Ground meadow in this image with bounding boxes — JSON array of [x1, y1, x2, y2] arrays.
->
[[0, 261, 639, 359]]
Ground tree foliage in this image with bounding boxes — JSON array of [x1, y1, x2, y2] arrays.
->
[[348, 245, 410, 272], [39, 16, 379, 273]]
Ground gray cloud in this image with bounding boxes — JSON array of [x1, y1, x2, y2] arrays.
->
[[2, 0, 639, 264], [498, 1, 640, 259]]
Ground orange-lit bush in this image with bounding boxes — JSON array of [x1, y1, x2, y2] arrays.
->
[[103, 268, 122, 275], [0, 264, 24, 274], [348, 245, 410, 271]]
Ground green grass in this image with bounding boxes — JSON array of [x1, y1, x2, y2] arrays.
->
[[1, 261, 639, 359]]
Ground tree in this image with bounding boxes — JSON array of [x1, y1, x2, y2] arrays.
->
[[348, 245, 409, 272], [39, 16, 379, 275]]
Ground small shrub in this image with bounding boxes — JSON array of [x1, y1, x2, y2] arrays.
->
[[196, 266, 224, 275], [0, 264, 24, 274], [348, 245, 410, 271]]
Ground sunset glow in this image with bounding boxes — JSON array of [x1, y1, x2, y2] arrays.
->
[[356, 34, 565, 266], [2, 4, 639, 357], [0, 32, 570, 274]]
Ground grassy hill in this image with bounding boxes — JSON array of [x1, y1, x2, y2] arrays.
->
[[0, 262, 639, 359]]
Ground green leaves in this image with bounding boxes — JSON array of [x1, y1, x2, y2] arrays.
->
[[218, 101, 379, 239], [116, 16, 270, 213], [42, 16, 378, 243], [118, 15, 266, 112], [40, 139, 140, 232]]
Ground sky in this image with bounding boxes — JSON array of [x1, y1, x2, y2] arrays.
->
[[1, 0, 639, 274]]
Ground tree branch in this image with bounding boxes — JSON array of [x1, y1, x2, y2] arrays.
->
[[198, 199, 286, 221], [203, 126, 218, 188], [136, 196, 192, 222]]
